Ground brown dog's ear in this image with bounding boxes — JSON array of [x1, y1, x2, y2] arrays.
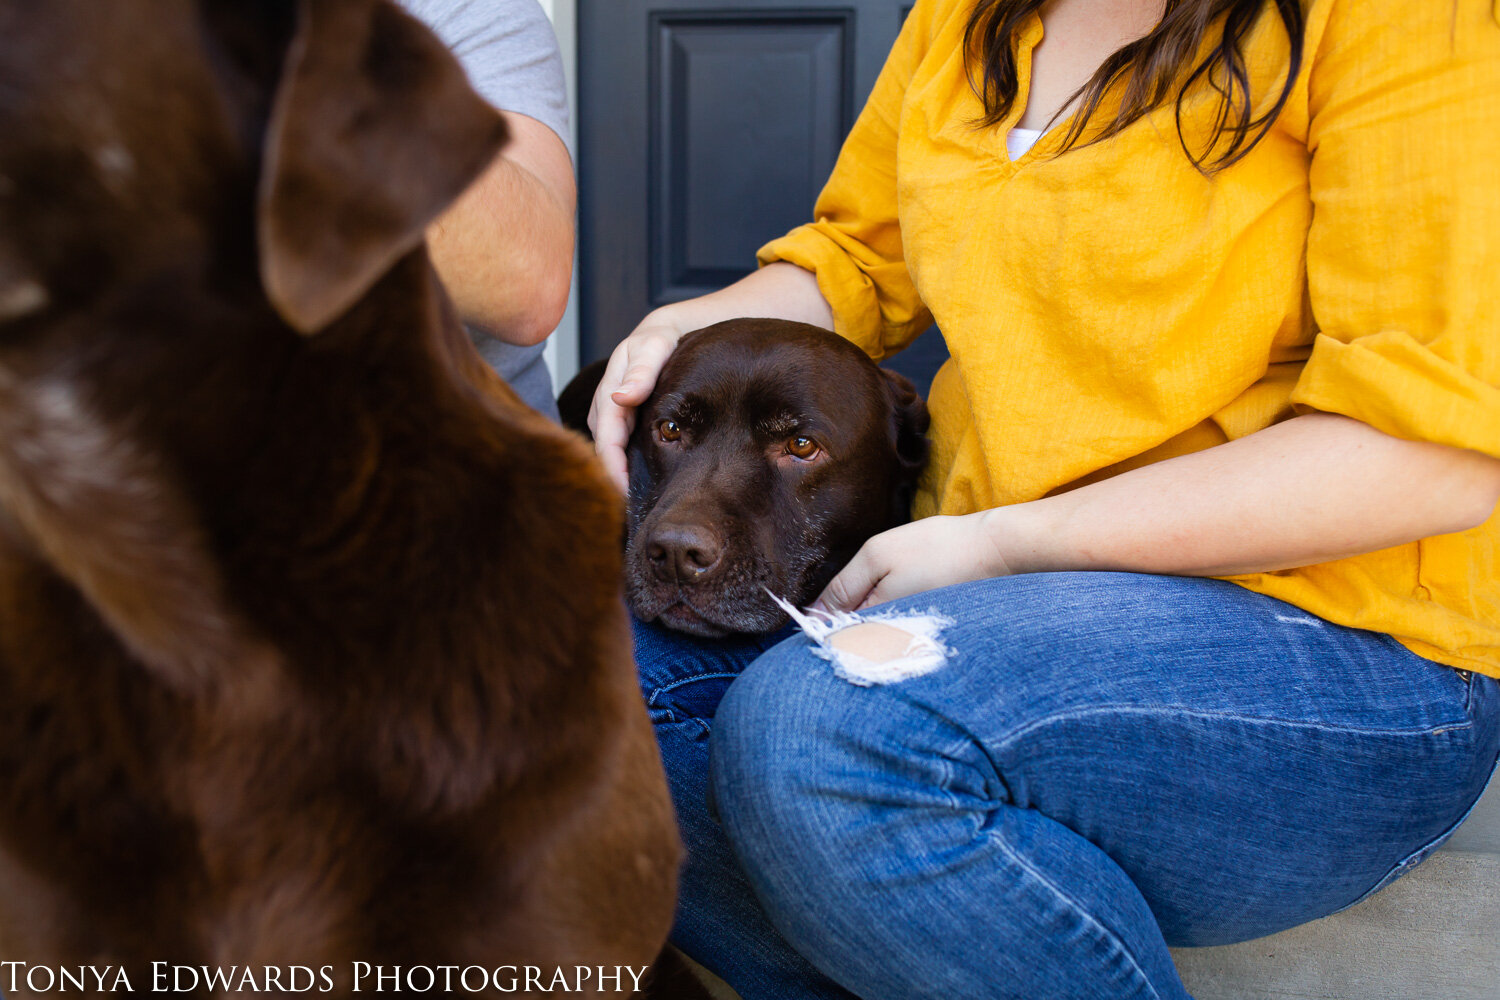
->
[[257, 0, 509, 334], [880, 368, 931, 523], [880, 368, 931, 474]]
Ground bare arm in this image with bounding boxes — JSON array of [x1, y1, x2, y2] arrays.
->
[[998, 412, 1500, 576], [818, 413, 1500, 611], [588, 262, 833, 492], [425, 110, 575, 346]]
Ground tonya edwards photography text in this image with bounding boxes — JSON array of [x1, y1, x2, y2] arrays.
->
[[0, 963, 651, 994]]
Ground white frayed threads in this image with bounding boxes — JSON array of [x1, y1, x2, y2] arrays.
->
[[768, 592, 954, 686]]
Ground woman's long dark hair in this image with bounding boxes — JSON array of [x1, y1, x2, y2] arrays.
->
[[962, 0, 1305, 171]]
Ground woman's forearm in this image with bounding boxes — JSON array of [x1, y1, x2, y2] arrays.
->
[[991, 412, 1500, 578], [645, 262, 834, 334]]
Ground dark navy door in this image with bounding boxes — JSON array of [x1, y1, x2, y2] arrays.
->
[[578, 0, 946, 392]]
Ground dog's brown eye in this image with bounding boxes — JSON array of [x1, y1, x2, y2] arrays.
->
[[787, 435, 820, 460], [658, 419, 682, 442]]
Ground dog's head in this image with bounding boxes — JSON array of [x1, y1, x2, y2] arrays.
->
[[624, 319, 929, 637], [0, 0, 506, 338], [0, 0, 509, 687]]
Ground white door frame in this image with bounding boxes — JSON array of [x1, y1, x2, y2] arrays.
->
[[537, 0, 581, 390]]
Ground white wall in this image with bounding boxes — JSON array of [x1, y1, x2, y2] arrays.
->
[[537, 0, 581, 390]]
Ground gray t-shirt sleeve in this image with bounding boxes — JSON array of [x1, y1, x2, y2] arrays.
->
[[398, 0, 568, 420], [399, 0, 572, 162]]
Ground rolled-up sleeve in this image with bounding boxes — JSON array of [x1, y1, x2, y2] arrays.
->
[[1291, 0, 1500, 457], [756, 3, 933, 360]]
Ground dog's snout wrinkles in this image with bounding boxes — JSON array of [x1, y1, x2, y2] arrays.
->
[[647, 522, 724, 582]]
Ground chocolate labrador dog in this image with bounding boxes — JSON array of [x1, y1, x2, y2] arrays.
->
[[562, 320, 929, 637], [0, 0, 688, 993]]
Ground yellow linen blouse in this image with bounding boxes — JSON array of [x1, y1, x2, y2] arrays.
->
[[758, 0, 1500, 676]]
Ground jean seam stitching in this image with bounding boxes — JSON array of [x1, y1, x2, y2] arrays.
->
[[645, 671, 742, 709], [935, 733, 979, 810], [990, 705, 1474, 750], [1333, 753, 1499, 913], [988, 828, 1167, 1000]]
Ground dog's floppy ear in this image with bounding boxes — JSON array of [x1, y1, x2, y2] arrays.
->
[[880, 368, 930, 523], [257, 0, 509, 334], [880, 368, 931, 475]]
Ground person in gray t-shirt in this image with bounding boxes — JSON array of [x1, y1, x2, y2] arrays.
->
[[399, 0, 573, 420]]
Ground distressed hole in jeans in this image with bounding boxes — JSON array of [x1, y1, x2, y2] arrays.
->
[[768, 592, 954, 687]]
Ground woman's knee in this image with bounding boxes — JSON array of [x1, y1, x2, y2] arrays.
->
[[713, 639, 875, 850], [708, 643, 898, 950], [711, 637, 830, 813], [711, 634, 985, 865]]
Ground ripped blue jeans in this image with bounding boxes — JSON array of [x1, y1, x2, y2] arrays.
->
[[634, 572, 1500, 1000]]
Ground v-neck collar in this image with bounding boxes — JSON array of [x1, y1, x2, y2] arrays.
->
[[1001, 10, 1131, 167]]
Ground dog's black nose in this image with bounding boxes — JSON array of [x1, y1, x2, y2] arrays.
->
[[647, 523, 724, 582]]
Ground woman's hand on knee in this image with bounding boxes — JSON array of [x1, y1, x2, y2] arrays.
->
[[815, 512, 1018, 612]]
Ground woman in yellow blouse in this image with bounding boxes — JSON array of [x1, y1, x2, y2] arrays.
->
[[592, 1, 1500, 996]]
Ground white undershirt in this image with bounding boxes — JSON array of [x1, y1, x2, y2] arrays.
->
[[1006, 126, 1045, 159]]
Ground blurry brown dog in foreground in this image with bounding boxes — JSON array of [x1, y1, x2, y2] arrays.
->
[[0, 0, 684, 993]]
